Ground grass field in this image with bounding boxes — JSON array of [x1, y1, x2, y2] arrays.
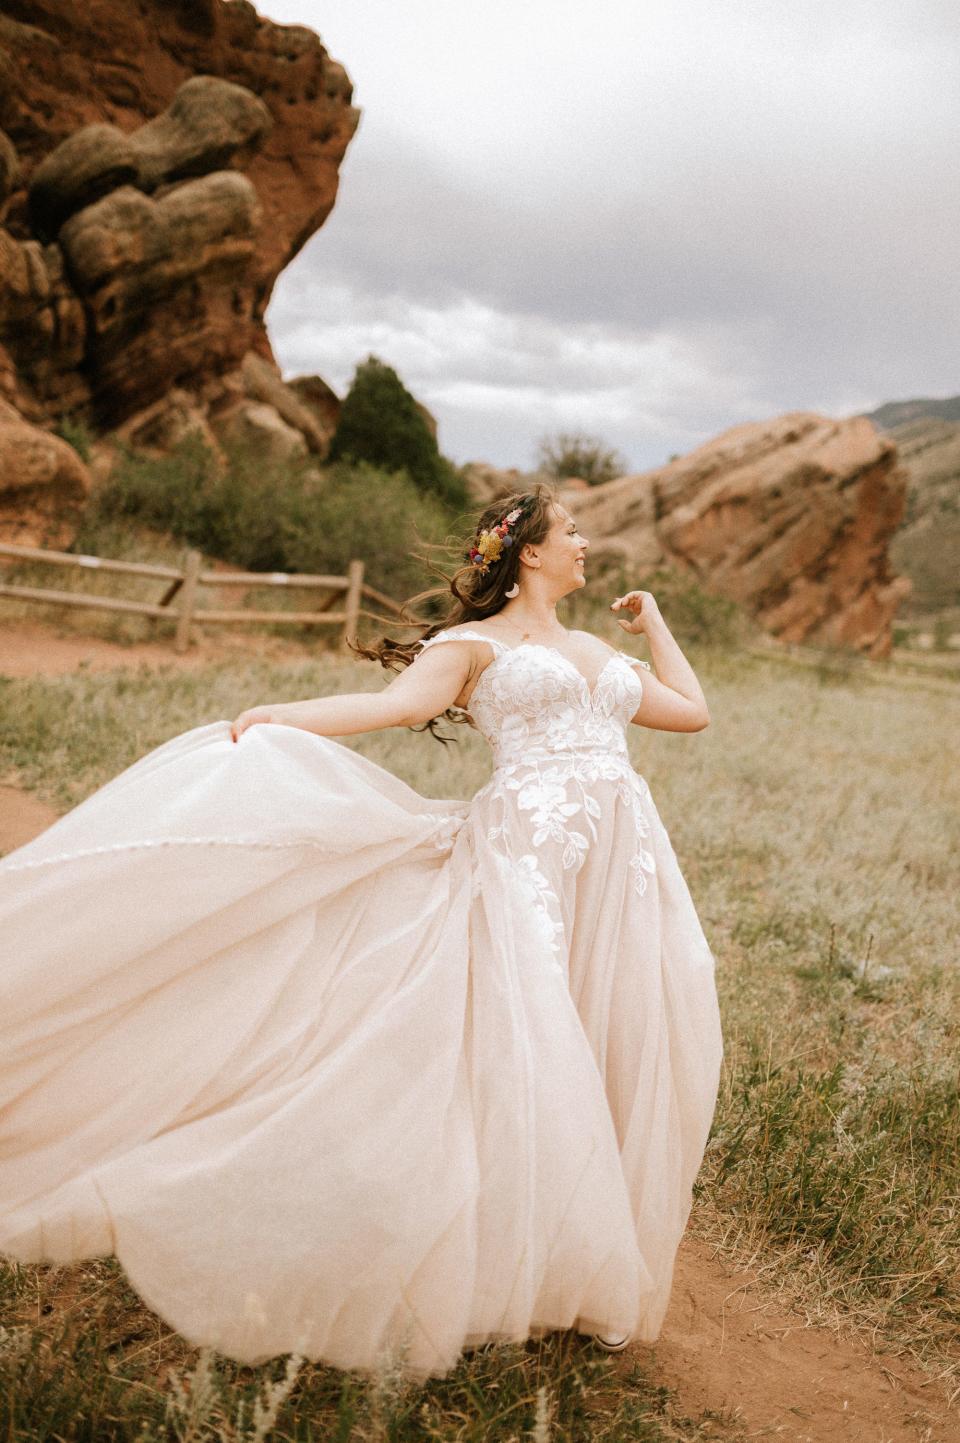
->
[[0, 629, 958, 1440]]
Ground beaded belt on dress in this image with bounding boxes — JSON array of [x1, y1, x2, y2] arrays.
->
[[490, 742, 634, 772]]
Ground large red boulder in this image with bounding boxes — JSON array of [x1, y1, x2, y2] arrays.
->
[[569, 412, 911, 657]]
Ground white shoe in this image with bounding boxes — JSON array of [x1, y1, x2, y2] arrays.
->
[[592, 1330, 630, 1353]]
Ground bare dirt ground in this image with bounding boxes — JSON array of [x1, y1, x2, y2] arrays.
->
[[0, 615, 314, 679], [0, 782, 59, 853], [2, 618, 958, 1441], [645, 1237, 956, 1441]]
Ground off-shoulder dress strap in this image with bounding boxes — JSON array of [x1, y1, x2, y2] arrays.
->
[[417, 629, 510, 657], [619, 651, 652, 672]]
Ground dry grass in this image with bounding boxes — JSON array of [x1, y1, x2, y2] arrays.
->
[[0, 619, 957, 1436]]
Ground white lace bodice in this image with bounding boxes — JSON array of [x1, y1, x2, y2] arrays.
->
[[417, 628, 649, 772], [417, 628, 658, 923]]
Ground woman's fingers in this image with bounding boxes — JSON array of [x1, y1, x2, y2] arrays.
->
[[231, 709, 263, 743], [610, 590, 646, 611]]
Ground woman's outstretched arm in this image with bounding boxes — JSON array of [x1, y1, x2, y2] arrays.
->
[[229, 641, 474, 743]]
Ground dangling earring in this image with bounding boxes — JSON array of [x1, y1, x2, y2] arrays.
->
[[504, 582, 520, 598]]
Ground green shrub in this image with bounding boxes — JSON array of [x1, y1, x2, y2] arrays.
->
[[932, 614, 953, 651], [327, 354, 468, 507], [79, 438, 454, 603], [83, 434, 218, 541], [274, 458, 456, 602], [536, 430, 629, 486], [53, 415, 95, 463]]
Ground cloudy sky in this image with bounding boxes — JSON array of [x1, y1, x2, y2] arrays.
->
[[258, 0, 959, 472]]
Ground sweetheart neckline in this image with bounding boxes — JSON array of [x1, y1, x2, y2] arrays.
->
[[464, 641, 638, 711]]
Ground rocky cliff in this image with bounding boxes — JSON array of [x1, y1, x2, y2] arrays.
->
[[0, 0, 359, 532], [569, 413, 910, 657]]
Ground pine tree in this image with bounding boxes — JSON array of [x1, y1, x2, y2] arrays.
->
[[328, 355, 466, 506]]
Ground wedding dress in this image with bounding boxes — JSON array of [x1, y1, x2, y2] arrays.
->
[[0, 627, 723, 1377]]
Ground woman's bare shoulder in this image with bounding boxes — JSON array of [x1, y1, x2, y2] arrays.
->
[[417, 623, 506, 659]]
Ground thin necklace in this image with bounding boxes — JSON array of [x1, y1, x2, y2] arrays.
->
[[492, 610, 566, 646]]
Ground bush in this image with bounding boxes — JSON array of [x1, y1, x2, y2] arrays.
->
[[276, 459, 456, 602], [932, 614, 953, 651], [80, 437, 455, 602], [53, 415, 95, 463], [643, 566, 747, 648], [536, 430, 628, 486], [327, 355, 468, 507], [83, 434, 219, 542]]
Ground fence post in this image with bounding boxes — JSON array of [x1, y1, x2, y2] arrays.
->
[[174, 549, 202, 653], [342, 558, 364, 649]]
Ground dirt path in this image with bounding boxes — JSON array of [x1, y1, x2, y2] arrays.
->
[[645, 1236, 956, 1440], [0, 616, 313, 678], [0, 783, 60, 854], [1, 620, 286, 853], [2, 620, 958, 1440]]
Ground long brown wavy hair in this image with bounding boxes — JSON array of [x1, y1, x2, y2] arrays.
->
[[352, 480, 561, 740]]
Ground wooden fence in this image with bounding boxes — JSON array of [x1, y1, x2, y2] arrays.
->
[[0, 542, 411, 652]]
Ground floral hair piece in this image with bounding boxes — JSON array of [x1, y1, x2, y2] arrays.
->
[[465, 496, 535, 574]]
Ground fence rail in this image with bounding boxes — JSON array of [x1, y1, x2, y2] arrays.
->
[[0, 542, 413, 652]]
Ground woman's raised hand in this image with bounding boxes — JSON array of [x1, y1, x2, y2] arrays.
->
[[610, 590, 661, 635]]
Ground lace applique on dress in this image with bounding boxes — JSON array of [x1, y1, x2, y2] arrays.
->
[[416, 629, 657, 899]]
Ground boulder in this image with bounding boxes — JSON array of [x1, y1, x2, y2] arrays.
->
[[1, 0, 360, 300], [213, 399, 308, 464], [27, 77, 272, 240], [28, 125, 140, 241], [59, 171, 261, 419], [0, 398, 91, 544], [0, 3, 358, 437], [569, 412, 910, 657], [462, 462, 528, 507], [288, 373, 341, 442], [132, 75, 271, 192], [238, 352, 331, 455], [110, 388, 223, 461]]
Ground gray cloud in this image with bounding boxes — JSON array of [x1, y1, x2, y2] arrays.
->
[[261, 0, 960, 468]]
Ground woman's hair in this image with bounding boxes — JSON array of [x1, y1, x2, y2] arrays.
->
[[352, 480, 560, 741]]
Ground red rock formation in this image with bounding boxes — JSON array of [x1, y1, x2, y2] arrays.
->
[[288, 374, 342, 442], [0, 1, 358, 304], [462, 463, 531, 507], [0, 1, 358, 434], [568, 412, 911, 657], [0, 399, 91, 546]]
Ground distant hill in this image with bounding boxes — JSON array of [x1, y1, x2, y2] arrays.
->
[[884, 416, 960, 615], [863, 395, 960, 430]]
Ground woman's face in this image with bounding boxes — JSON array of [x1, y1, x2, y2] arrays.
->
[[525, 503, 589, 594]]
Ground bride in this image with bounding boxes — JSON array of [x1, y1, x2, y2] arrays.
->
[[0, 483, 723, 1378]]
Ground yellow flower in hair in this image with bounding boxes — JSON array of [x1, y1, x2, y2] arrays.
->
[[476, 530, 504, 564], [466, 498, 531, 568]]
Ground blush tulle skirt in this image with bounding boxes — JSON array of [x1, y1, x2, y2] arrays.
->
[[0, 721, 722, 1376]]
